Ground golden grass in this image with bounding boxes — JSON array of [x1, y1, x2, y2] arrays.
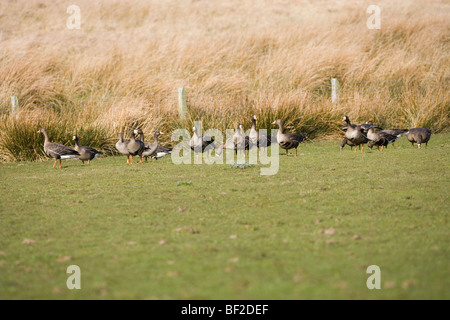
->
[[0, 0, 449, 160]]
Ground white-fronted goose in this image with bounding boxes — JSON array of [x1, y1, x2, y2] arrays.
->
[[343, 116, 368, 152], [340, 137, 356, 151], [134, 129, 157, 161], [246, 115, 273, 155], [127, 131, 146, 164], [406, 128, 432, 149], [135, 129, 172, 161], [365, 121, 406, 149], [151, 131, 172, 160], [234, 124, 246, 155], [366, 126, 400, 152], [272, 119, 306, 157], [37, 128, 80, 168], [368, 137, 389, 151], [72, 135, 102, 164], [216, 124, 246, 156], [190, 125, 215, 161], [115, 133, 130, 164]]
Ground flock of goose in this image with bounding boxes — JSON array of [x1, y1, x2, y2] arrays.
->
[[36, 115, 431, 168], [341, 116, 432, 152]]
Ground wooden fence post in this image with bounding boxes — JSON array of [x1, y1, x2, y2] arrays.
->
[[178, 87, 187, 120], [331, 78, 340, 103], [11, 96, 19, 113]]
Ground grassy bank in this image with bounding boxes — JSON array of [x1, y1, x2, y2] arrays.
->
[[0, 134, 448, 299]]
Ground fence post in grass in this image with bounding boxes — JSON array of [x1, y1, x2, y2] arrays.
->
[[178, 87, 187, 121], [11, 96, 19, 113], [331, 78, 340, 104]]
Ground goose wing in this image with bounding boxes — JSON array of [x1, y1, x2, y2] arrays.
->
[[45, 143, 80, 159]]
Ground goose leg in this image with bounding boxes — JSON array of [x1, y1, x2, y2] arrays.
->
[[82, 160, 85, 165], [361, 145, 364, 153], [392, 143, 395, 150], [130, 156, 134, 165], [138, 155, 143, 163], [59, 159, 62, 169], [53, 159, 57, 168], [418, 144, 421, 149], [88, 160, 90, 165], [127, 155, 130, 164], [295, 148, 298, 157]]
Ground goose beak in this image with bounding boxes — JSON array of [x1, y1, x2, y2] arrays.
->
[[160, 132, 164, 135], [271, 121, 276, 125]]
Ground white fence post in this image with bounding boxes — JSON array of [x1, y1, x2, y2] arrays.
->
[[331, 78, 340, 103], [178, 87, 187, 120], [11, 96, 19, 113]]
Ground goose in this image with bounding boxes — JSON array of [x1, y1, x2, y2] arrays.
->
[[134, 129, 157, 161], [271, 119, 306, 157], [127, 131, 146, 164], [151, 131, 173, 160], [343, 116, 368, 152], [365, 121, 406, 149], [135, 129, 172, 161], [366, 126, 400, 152], [234, 124, 246, 155], [246, 115, 259, 154], [406, 128, 432, 149], [217, 124, 246, 156], [115, 133, 130, 164], [190, 125, 215, 161], [340, 138, 356, 151], [368, 137, 389, 151], [246, 115, 273, 155], [72, 135, 102, 164], [37, 128, 80, 168]]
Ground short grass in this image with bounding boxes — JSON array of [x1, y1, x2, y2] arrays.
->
[[0, 134, 449, 299]]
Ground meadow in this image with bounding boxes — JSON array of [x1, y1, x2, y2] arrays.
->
[[0, 135, 449, 299]]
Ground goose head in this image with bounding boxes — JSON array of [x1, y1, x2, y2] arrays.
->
[[272, 119, 282, 126]]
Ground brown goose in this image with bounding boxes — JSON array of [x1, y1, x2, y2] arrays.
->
[[190, 125, 215, 161], [246, 115, 273, 155], [115, 133, 130, 164], [37, 128, 80, 168], [127, 131, 146, 164], [366, 127, 400, 152], [343, 116, 368, 152], [272, 119, 306, 157], [72, 135, 102, 164], [340, 138, 356, 151], [216, 124, 246, 156], [406, 128, 432, 149], [134, 129, 172, 161], [365, 121, 406, 149], [368, 137, 389, 151]]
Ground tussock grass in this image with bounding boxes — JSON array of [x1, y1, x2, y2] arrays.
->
[[0, 0, 448, 161]]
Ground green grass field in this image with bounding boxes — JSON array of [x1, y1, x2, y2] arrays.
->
[[0, 134, 449, 299]]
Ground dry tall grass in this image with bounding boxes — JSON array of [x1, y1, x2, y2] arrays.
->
[[0, 0, 449, 161]]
